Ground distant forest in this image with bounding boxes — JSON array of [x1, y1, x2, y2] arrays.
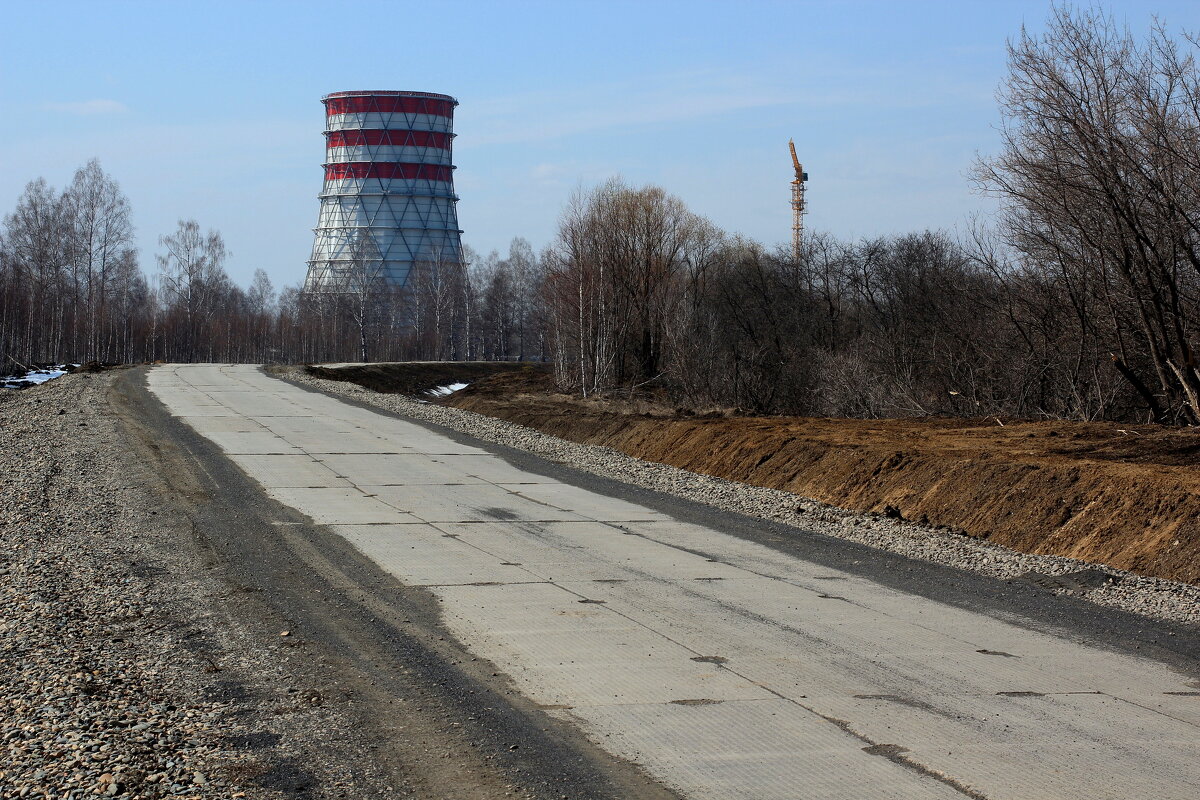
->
[[3, 7, 1200, 424]]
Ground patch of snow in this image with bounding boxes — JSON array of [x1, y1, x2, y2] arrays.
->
[[1, 365, 74, 389], [425, 382, 469, 398]]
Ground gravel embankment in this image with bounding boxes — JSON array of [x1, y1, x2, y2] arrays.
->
[[283, 367, 1200, 626], [0, 372, 251, 798], [0, 371, 366, 800]]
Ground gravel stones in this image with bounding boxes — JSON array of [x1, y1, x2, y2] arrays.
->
[[283, 367, 1200, 626], [0, 375, 253, 799]]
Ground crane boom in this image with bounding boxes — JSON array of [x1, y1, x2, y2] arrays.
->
[[788, 138, 802, 180]]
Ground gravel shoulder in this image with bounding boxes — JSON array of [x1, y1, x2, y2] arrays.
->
[[278, 366, 1200, 632], [1, 369, 258, 799]]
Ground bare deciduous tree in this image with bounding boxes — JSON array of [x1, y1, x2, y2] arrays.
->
[[545, 180, 721, 394], [63, 159, 135, 362], [974, 5, 1200, 423], [156, 220, 229, 362]]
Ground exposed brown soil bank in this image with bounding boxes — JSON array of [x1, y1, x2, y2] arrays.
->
[[314, 362, 1200, 585]]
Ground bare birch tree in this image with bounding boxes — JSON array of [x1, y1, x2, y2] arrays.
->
[[156, 220, 229, 362], [62, 160, 135, 362]]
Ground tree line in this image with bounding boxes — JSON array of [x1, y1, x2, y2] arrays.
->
[[3, 7, 1198, 424], [542, 6, 1200, 424], [0, 160, 548, 369]]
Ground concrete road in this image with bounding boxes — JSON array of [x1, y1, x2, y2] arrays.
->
[[148, 364, 1200, 800]]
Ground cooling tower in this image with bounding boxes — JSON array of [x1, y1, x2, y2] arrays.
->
[[304, 90, 462, 292]]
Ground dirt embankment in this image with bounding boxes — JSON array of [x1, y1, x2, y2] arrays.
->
[[321, 364, 1197, 586]]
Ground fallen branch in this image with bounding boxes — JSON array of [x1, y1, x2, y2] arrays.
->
[[5, 354, 33, 373]]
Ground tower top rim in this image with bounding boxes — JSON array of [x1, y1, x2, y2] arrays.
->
[[323, 90, 458, 104]]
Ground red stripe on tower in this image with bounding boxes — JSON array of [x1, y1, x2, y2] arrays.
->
[[324, 95, 455, 118], [326, 130, 452, 149], [323, 162, 454, 182]]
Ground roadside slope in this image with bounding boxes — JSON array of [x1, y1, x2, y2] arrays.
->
[[440, 382, 1200, 585]]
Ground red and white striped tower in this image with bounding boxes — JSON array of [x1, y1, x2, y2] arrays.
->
[[304, 90, 462, 291]]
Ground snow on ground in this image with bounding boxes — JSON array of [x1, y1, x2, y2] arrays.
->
[[425, 382, 469, 398], [1, 365, 75, 389]]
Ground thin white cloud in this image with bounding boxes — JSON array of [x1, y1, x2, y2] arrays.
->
[[43, 99, 129, 115], [524, 160, 615, 188], [461, 70, 794, 147], [457, 62, 992, 149]]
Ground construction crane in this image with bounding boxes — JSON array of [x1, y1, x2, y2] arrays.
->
[[788, 139, 808, 260]]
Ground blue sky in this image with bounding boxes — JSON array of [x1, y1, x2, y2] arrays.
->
[[0, 0, 1193, 289]]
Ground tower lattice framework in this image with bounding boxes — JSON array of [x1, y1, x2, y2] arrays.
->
[[304, 91, 463, 292]]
